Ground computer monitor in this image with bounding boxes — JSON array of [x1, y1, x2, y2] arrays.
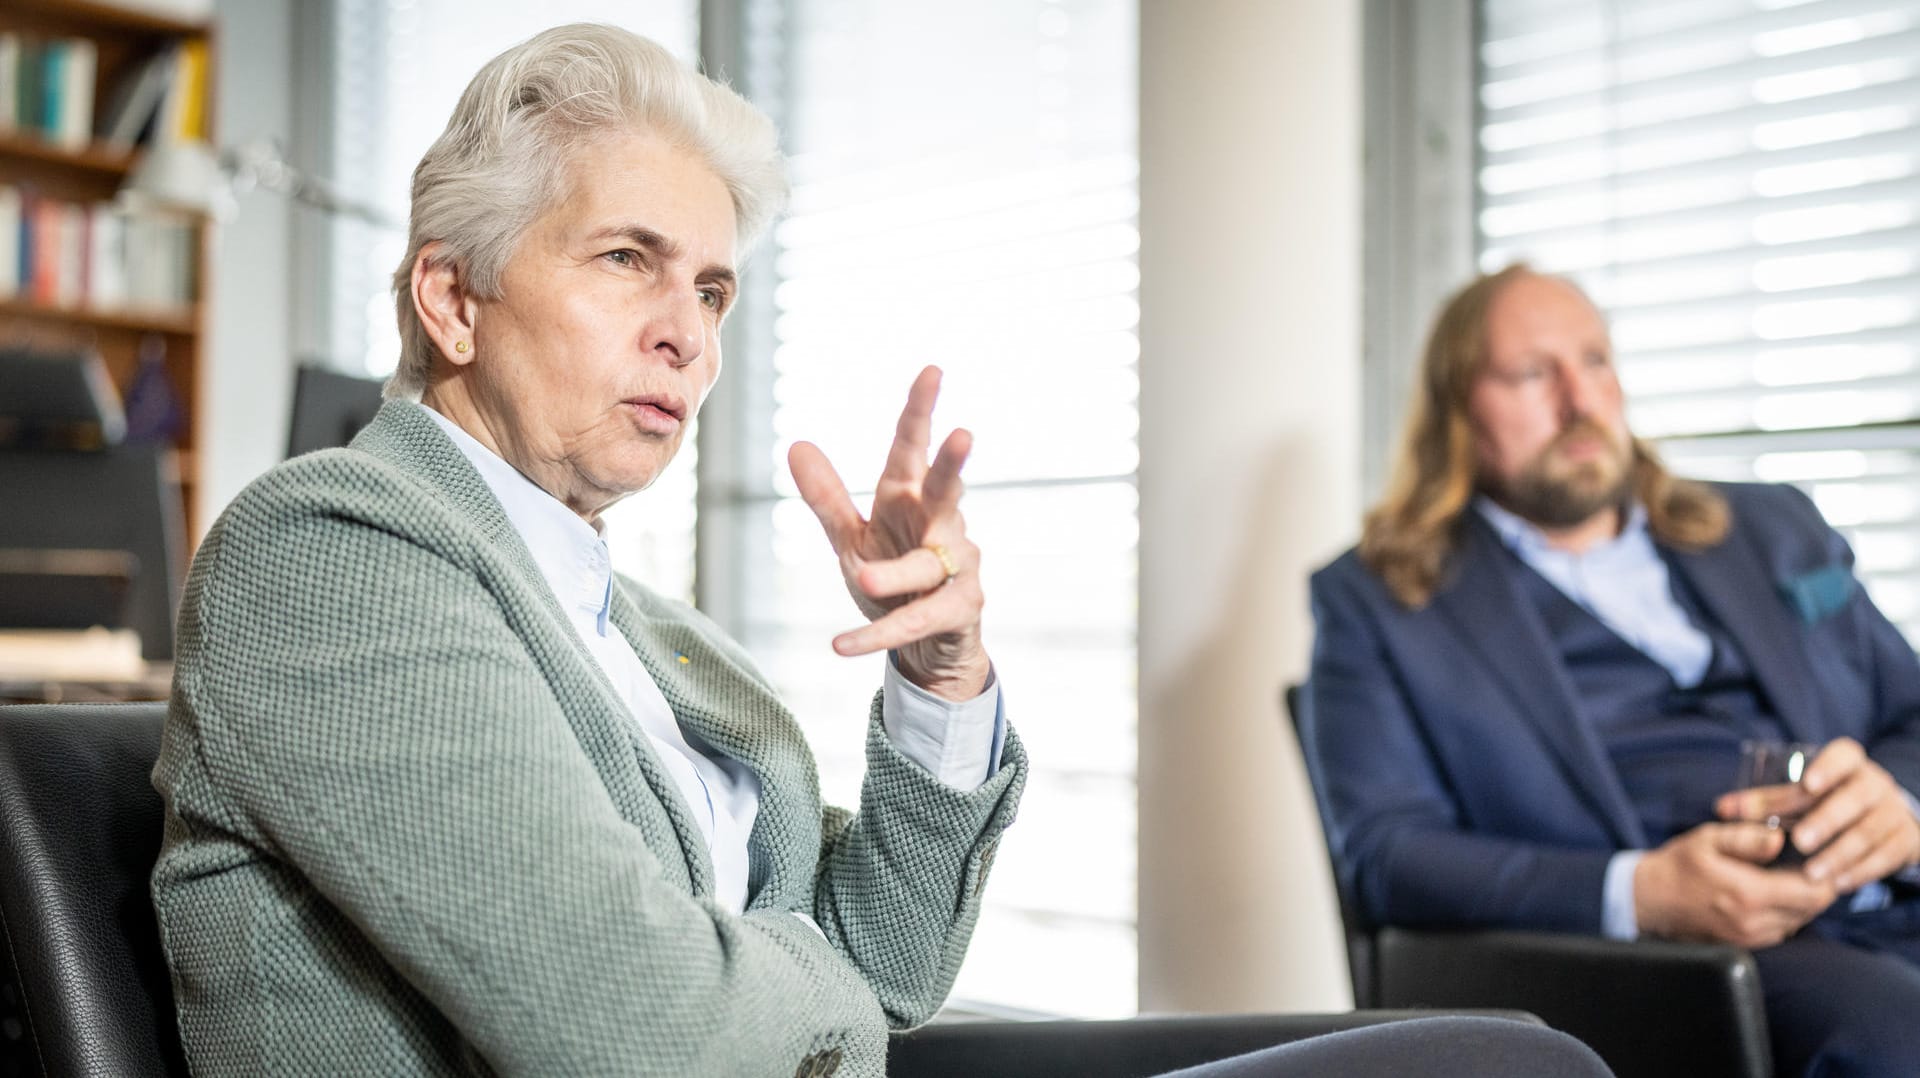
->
[[0, 444, 185, 661], [0, 346, 127, 450], [286, 365, 387, 458]]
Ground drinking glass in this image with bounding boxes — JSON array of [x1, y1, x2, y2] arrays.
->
[[1735, 740, 1821, 866]]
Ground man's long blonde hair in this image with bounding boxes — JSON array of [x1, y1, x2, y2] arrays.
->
[[1359, 264, 1730, 608]]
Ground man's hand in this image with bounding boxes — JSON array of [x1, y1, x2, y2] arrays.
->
[[1715, 737, 1920, 894], [789, 366, 990, 702], [1634, 822, 1836, 948]]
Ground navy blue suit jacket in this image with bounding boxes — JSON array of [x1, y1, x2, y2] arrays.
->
[[1304, 482, 1920, 935]]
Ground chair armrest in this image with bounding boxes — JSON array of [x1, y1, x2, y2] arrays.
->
[[1375, 927, 1770, 1078], [886, 1009, 1542, 1078]]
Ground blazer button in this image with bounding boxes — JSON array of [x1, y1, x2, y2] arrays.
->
[[794, 1049, 841, 1078]]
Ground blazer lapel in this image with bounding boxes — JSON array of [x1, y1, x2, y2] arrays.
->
[[608, 589, 821, 909], [1432, 518, 1647, 848], [1665, 534, 1824, 745], [353, 401, 721, 894]]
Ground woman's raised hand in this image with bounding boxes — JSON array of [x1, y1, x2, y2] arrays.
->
[[788, 366, 990, 701]]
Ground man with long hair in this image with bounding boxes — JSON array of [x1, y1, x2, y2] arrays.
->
[[1304, 264, 1920, 1076]]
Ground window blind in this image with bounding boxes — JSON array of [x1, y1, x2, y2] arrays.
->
[[718, 0, 1140, 1017], [1477, 0, 1920, 639]]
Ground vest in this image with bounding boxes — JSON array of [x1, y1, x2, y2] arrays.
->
[[1512, 557, 1793, 847]]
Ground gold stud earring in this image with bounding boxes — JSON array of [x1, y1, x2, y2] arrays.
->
[[454, 341, 469, 354]]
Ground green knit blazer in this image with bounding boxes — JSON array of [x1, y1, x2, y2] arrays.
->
[[151, 400, 1026, 1077]]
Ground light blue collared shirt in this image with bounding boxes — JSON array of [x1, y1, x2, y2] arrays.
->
[[424, 407, 1004, 915], [1475, 497, 1907, 939]]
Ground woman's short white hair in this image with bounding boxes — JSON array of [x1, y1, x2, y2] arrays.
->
[[387, 23, 787, 399]]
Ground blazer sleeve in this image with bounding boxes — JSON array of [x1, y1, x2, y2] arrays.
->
[[167, 491, 895, 1075], [811, 703, 1024, 1028], [1305, 560, 1614, 934]]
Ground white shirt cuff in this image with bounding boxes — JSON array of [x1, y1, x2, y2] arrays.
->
[[1602, 850, 1643, 941], [880, 654, 1004, 790]]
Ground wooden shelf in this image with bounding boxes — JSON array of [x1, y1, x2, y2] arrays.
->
[[0, 131, 140, 177], [2, 0, 215, 540], [0, 296, 198, 336], [9, 0, 211, 38]]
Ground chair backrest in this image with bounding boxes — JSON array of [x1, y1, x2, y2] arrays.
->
[[1281, 683, 1379, 1007], [0, 702, 187, 1077]]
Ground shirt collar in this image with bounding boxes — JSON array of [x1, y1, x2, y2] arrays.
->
[[423, 407, 614, 633], [1473, 493, 1649, 559]]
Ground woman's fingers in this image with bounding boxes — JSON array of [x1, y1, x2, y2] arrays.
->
[[857, 542, 968, 600], [881, 366, 943, 486], [922, 427, 972, 515], [789, 441, 864, 552], [831, 576, 979, 656]]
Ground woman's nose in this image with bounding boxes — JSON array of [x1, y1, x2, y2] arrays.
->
[[646, 290, 705, 368]]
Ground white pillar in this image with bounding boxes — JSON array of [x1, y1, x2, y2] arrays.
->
[[1137, 0, 1362, 1012], [203, 0, 297, 527]]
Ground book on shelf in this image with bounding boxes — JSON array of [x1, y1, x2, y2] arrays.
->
[[153, 37, 207, 143], [1, 183, 197, 314], [0, 34, 99, 151], [0, 185, 15, 296], [0, 29, 205, 154], [0, 35, 17, 136]]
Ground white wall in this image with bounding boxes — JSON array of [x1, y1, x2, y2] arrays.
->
[[200, 0, 296, 528], [1137, 0, 1362, 1012]]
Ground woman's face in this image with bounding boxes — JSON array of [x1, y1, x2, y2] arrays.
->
[[466, 129, 738, 518]]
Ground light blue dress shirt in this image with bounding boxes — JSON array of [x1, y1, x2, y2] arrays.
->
[[1475, 497, 1906, 940], [425, 407, 1004, 915]]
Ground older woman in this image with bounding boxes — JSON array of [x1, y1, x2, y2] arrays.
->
[[152, 24, 1014, 1077], [151, 23, 1610, 1078]]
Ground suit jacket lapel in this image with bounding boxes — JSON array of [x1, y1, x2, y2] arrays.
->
[[1433, 517, 1648, 848], [608, 588, 820, 909], [353, 401, 721, 895], [1665, 532, 1824, 745]]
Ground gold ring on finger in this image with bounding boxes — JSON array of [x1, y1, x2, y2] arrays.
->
[[925, 543, 959, 585]]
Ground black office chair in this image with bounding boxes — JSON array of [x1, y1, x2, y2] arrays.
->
[[0, 702, 187, 1077], [0, 700, 1537, 1078], [1284, 684, 1772, 1078]]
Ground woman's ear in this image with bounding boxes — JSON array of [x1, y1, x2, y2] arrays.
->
[[412, 242, 480, 367]]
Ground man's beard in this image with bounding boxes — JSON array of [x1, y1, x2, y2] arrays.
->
[[1486, 421, 1634, 529]]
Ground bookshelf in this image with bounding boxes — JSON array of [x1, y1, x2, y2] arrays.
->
[[1, 0, 214, 536]]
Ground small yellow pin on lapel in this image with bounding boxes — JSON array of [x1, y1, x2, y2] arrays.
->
[[675, 651, 690, 665]]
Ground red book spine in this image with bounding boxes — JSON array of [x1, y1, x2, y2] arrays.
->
[[30, 196, 61, 304]]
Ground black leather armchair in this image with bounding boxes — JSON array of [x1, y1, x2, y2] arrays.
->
[[1285, 685, 1772, 1078], [1, 701, 1537, 1078], [0, 702, 187, 1077]]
